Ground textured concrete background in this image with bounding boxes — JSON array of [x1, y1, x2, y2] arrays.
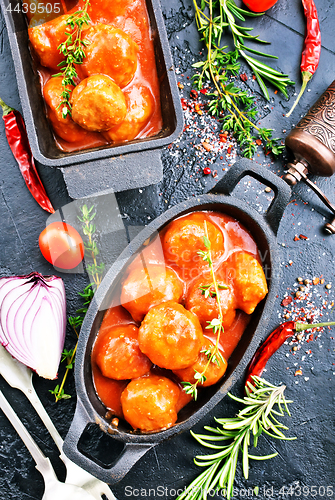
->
[[0, 0, 334, 499]]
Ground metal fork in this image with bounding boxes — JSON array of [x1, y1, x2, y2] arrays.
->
[[0, 344, 117, 500], [0, 389, 96, 500]]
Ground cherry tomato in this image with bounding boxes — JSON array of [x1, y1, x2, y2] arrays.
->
[[39, 222, 84, 269], [241, 0, 279, 12]]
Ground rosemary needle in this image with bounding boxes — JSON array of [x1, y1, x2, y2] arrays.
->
[[177, 376, 296, 500]]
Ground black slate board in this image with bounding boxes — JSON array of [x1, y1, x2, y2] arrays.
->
[[0, 0, 334, 499]]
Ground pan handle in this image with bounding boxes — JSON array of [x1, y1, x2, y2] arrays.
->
[[63, 399, 155, 484], [211, 159, 291, 235]]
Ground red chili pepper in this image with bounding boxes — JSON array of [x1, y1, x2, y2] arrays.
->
[[245, 319, 335, 390], [0, 98, 55, 214], [286, 0, 321, 117]]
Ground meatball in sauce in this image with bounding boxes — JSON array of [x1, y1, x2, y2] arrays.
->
[[173, 339, 228, 388], [138, 301, 204, 370], [121, 374, 180, 432], [162, 212, 225, 281], [94, 324, 152, 380], [43, 77, 88, 143], [185, 274, 236, 329], [120, 264, 184, 323], [77, 24, 139, 88], [70, 75, 127, 132], [104, 85, 154, 143]]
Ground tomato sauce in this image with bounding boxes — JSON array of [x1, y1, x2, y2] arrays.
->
[[28, 0, 162, 152], [91, 211, 267, 423]]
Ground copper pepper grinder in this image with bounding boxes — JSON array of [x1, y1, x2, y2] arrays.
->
[[285, 79, 335, 234]]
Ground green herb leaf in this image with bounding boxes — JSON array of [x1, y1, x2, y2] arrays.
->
[[177, 377, 295, 500], [203, 235, 211, 249]]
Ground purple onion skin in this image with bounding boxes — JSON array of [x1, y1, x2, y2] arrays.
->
[[0, 272, 67, 380]]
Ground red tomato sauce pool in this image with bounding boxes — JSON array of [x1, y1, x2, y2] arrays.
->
[[91, 211, 267, 419], [28, 0, 162, 152]]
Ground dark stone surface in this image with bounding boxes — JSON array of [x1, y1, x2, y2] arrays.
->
[[0, 1, 334, 499]]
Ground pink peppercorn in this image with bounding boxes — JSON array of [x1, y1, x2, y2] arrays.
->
[[203, 167, 211, 175]]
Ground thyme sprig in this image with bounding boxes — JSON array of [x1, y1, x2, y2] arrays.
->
[[53, 0, 91, 118], [192, 0, 292, 158], [182, 222, 226, 400], [177, 376, 296, 500], [51, 204, 104, 402], [78, 204, 105, 289]]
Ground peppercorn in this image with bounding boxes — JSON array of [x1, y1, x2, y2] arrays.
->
[[203, 167, 211, 175]]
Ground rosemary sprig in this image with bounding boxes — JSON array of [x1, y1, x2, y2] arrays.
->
[[222, 0, 293, 99], [53, 0, 91, 118], [182, 222, 227, 400], [192, 0, 292, 158], [177, 376, 296, 500], [51, 204, 104, 402]]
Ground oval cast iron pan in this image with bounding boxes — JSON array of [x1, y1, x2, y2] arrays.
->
[[63, 159, 292, 484]]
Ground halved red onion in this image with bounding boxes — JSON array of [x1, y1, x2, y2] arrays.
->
[[0, 272, 66, 380]]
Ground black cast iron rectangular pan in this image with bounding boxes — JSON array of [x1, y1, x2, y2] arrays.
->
[[0, 0, 184, 196], [62, 159, 292, 484]]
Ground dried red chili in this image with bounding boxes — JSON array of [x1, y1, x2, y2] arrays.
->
[[286, 0, 321, 117], [245, 319, 335, 389], [0, 98, 54, 214]]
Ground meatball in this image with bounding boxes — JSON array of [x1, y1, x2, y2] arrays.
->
[[185, 275, 236, 329], [173, 340, 227, 387], [43, 77, 87, 143], [29, 14, 70, 70], [79, 24, 138, 88], [95, 324, 152, 380], [230, 252, 268, 314], [104, 86, 154, 143], [138, 301, 204, 370], [70, 75, 127, 132], [163, 213, 224, 279], [121, 374, 180, 431], [120, 264, 184, 323]]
